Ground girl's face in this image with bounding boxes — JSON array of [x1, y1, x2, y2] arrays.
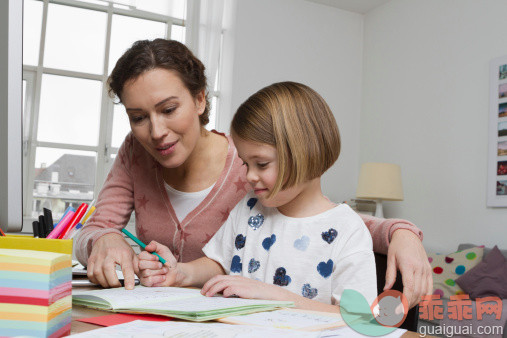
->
[[233, 135, 307, 209], [122, 68, 205, 169]]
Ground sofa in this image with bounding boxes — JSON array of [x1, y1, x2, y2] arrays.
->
[[418, 244, 507, 338]]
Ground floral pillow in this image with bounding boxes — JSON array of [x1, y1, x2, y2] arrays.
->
[[428, 246, 484, 299]]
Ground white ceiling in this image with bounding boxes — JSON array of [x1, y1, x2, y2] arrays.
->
[[306, 0, 392, 14]]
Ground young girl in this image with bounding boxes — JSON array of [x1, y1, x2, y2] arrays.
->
[[138, 82, 377, 312]]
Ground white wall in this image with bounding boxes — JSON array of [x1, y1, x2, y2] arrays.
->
[[361, 0, 507, 252], [224, 0, 364, 202]]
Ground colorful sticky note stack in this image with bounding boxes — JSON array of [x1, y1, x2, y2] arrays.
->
[[0, 248, 72, 337]]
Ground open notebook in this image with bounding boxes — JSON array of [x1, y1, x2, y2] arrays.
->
[[72, 286, 293, 321]]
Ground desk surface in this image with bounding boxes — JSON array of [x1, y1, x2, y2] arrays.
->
[[70, 286, 422, 337]]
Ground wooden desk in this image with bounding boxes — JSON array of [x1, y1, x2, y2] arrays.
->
[[70, 286, 423, 337]]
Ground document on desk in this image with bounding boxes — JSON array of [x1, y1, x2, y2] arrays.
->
[[72, 286, 294, 321], [219, 308, 345, 331], [71, 320, 323, 337]]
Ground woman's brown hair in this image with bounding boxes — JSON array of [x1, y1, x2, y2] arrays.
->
[[108, 39, 210, 126], [231, 81, 341, 197]]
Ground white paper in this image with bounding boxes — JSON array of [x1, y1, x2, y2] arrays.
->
[[71, 320, 322, 338], [319, 326, 407, 338], [223, 309, 344, 330]]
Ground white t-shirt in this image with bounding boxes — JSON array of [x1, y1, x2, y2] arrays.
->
[[165, 182, 214, 222], [203, 192, 377, 306]]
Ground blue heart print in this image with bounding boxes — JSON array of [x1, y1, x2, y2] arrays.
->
[[230, 255, 242, 273], [235, 234, 246, 250], [248, 213, 265, 230], [317, 259, 333, 278], [248, 258, 260, 273], [294, 235, 310, 251], [247, 198, 258, 210], [301, 283, 318, 299], [321, 228, 338, 244], [262, 234, 276, 251], [273, 267, 291, 286]]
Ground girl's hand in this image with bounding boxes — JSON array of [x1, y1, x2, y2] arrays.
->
[[137, 240, 186, 287], [201, 275, 287, 300], [385, 229, 433, 309]]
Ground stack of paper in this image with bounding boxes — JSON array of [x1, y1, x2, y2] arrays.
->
[[0, 248, 72, 337], [73, 286, 294, 321]]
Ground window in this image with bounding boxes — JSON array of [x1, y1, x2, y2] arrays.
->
[[21, 0, 218, 224]]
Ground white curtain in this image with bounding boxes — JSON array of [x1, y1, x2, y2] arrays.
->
[[197, 0, 225, 92]]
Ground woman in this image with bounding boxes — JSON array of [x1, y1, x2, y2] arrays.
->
[[75, 39, 431, 308]]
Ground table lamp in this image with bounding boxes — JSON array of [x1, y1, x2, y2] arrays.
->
[[356, 163, 403, 218]]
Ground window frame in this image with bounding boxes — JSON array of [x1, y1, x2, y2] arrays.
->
[[22, 0, 196, 226]]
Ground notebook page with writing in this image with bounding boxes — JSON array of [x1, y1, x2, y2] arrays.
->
[[72, 286, 200, 309], [73, 286, 294, 321]]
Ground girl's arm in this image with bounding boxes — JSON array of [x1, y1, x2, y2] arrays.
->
[[138, 241, 225, 287], [201, 275, 340, 313]]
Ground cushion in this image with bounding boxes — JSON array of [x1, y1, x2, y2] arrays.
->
[[456, 246, 507, 300], [428, 246, 484, 299], [458, 243, 507, 259]]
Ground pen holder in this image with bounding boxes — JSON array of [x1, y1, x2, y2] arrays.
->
[[0, 235, 72, 337]]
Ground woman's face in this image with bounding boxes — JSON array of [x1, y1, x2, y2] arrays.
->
[[121, 68, 205, 168]]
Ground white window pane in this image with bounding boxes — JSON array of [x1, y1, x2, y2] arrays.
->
[[32, 147, 96, 219], [44, 3, 107, 74], [38, 74, 102, 146], [108, 14, 166, 73], [171, 24, 185, 44], [112, 104, 131, 148], [136, 0, 186, 20], [23, 0, 43, 66], [206, 96, 217, 131]]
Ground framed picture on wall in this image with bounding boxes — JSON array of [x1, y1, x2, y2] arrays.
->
[[487, 56, 507, 206]]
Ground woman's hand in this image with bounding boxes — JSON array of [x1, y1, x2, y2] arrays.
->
[[137, 240, 187, 287], [385, 229, 433, 309], [201, 275, 284, 300], [87, 233, 139, 290]]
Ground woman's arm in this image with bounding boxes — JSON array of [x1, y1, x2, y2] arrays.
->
[[75, 134, 138, 289], [359, 214, 422, 255], [360, 214, 432, 308]]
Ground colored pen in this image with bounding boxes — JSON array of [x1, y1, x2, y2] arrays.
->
[[81, 205, 96, 224], [53, 206, 75, 231], [0, 227, 5, 236], [46, 210, 75, 239], [32, 221, 40, 238], [59, 203, 88, 239], [38, 215, 47, 237], [121, 228, 166, 264], [69, 223, 83, 239], [43, 208, 54, 233]]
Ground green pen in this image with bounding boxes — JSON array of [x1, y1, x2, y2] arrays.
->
[[121, 228, 167, 264]]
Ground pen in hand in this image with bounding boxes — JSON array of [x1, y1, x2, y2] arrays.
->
[[121, 228, 167, 264]]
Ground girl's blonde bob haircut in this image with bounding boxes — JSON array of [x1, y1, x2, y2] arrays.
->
[[231, 81, 341, 197]]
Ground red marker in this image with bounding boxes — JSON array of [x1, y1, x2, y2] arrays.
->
[[58, 203, 88, 239]]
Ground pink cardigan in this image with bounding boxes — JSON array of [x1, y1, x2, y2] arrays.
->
[[75, 132, 422, 265]]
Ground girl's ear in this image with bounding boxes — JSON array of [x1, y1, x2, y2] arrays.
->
[[195, 90, 206, 116]]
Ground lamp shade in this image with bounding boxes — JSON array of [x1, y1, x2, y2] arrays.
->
[[356, 163, 403, 201]]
